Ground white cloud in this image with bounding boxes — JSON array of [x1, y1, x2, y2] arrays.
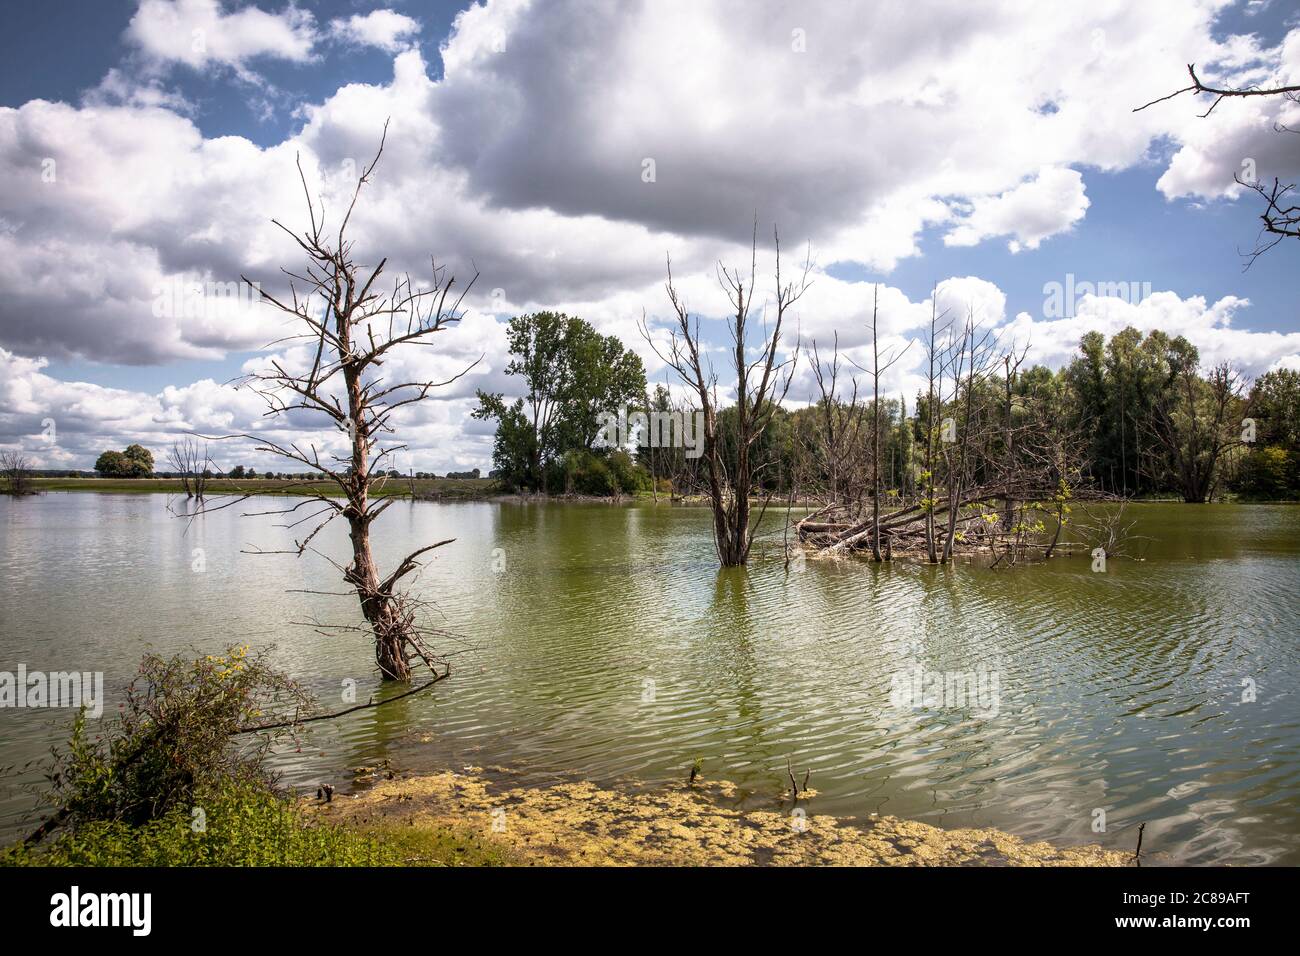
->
[[944, 167, 1091, 252], [1156, 29, 1300, 201], [126, 0, 317, 74], [329, 10, 421, 53]]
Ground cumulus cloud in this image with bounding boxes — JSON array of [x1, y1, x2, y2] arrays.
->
[[126, 0, 318, 74], [0, 339, 499, 475], [329, 10, 422, 53], [1155, 28, 1300, 202], [944, 167, 1091, 252]]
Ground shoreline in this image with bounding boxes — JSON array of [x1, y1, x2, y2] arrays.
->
[[314, 765, 1134, 867], [15, 479, 1299, 506]]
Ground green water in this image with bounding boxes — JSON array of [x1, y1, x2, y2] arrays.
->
[[1, 494, 1298, 864]]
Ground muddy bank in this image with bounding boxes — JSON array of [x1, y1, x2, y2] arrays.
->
[[313, 766, 1131, 866]]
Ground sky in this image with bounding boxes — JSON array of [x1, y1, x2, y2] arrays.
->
[[1, 0, 1298, 474]]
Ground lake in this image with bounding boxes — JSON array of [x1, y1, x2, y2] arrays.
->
[[1, 493, 1297, 864]]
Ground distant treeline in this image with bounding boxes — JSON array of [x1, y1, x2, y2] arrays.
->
[[477, 319, 1299, 503], [61, 327, 1300, 503]]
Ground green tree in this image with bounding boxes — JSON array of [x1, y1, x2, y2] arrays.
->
[[94, 445, 153, 478], [1232, 368, 1300, 499], [122, 444, 154, 476], [94, 450, 127, 477], [474, 312, 646, 492], [1247, 368, 1300, 447]]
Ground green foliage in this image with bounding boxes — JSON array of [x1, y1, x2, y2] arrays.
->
[[563, 449, 616, 496], [44, 645, 312, 829], [3, 783, 390, 867], [1061, 328, 1220, 497], [558, 449, 649, 496], [94, 445, 154, 478], [1235, 445, 1299, 499], [3, 644, 521, 868], [605, 449, 648, 493], [2, 783, 521, 867], [474, 311, 647, 492], [1230, 370, 1300, 499], [1246, 368, 1300, 447]]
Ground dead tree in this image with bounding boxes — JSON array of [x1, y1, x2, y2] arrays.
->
[[804, 332, 864, 506], [1076, 498, 1147, 560], [998, 344, 1029, 531], [642, 225, 808, 566], [199, 125, 478, 681], [850, 284, 911, 561], [167, 438, 217, 501], [921, 289, 950, 563], [939, 310, 1000, 561]]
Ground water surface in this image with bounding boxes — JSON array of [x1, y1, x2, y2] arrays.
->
[[1, 494, 1297, 864]]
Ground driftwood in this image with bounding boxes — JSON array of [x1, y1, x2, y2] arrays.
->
[[795, 484, 1112, 562]]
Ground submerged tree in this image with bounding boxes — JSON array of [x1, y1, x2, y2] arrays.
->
[[167, 438, 216, 501], [203, 127, 477, 682], [0, 451, 34, 496], [643, 226, 808, 566], [1148, 355, 1247, 503]]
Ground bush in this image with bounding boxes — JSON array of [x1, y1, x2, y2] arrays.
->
[[606, 450, 650, 493], [43, 645, 312, 829], [563, 450, 617, 496], [1234, 445, 1299, 500], [3, 645, 522, 868]]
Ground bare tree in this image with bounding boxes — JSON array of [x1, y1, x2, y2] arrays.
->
[[1076, 498, 1148, 560], [998, 343, 1030, 531], [939, 310, 1000, 561], [0, 451, 34, 496], [1148, 361, 1246, 503], [199, 125, 478, 682], [804, 332, 863, 505], [920, 289, 950, 563], [851, 284, 912, 561], [167, 438, 217, 501], [642, 226, 808, 566]]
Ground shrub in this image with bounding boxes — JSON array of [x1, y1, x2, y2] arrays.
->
[[563, 450, 617, 496], [3, 645, 524, 868], [606, 450, 650, 493], [1234, 445, 1298, 500], [43, 645, 312, 829]]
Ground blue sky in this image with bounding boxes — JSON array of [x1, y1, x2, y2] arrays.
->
[[1, 1, 1298, 471]]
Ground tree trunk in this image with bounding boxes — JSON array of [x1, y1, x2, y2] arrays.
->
[[346, 510, 412, 681]]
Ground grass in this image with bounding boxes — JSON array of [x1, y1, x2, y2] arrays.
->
[[28, 476, 498, 500], [1, 784, 520, 867]]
